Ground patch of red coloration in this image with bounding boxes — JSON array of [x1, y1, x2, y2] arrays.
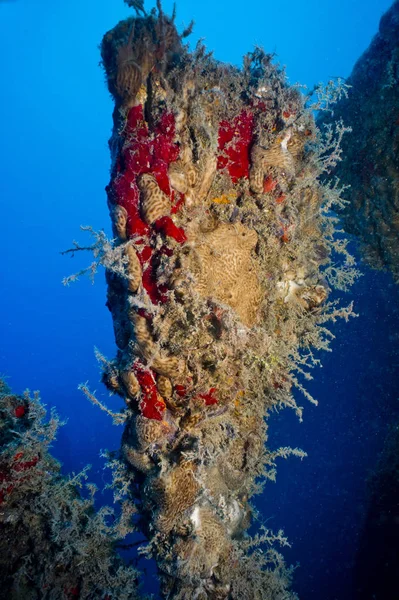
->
[[250, 99, 268, 112], [137, 244, 153, 266], [126, 104, 147, 133], [151, 159, 173, 196], [205, 306, 224, 338], [137, 308, 153, 321], [174, 384, 187, 397], [0, 452, 39, 502], [280, 224, 290, 243], [110, 108, 186, 311], [133, 361, 166, 420], [171, 192, 185, 214], [263, 176, 278, 193], [272, 374, 289, 390], [199, 387, 218, 406], [275, 193, 286, 204], [12, 456, 39, 473], [110, 107, 181, 244], [137, 245, 172, 304], [159, 245, 174, 258], [283, 108, 296, 120], [154, 111, 175, 136], [217, 110, 254, 182], [157, 283, 169, 299], [154, 216, 187, 244], [14, 406, 26, 418], [110, 108, 187, 311], [122, 106, 150, 170], [65, 586, 80, 599], [142, 265, 160, 304], [153, 112, 180, 164], [123, 144, 152, 176], [111, 173, 150, 237], [123, 108, 179, 193]]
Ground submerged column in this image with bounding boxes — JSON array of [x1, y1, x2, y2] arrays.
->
[[99, 3, 351, 598], [319, 1, 399, 282]]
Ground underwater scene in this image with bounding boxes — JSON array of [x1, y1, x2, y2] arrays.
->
[[1, 0, 398, 598]]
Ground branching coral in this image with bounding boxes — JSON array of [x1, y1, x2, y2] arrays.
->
[[0, 379, 145, 600]]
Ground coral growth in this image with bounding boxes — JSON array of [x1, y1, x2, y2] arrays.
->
[[0, 379, 143, 600], [185, 221, 261, 327], [62, 3, 357, 598]]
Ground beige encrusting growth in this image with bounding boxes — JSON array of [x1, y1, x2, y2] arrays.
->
[[94, 2, 357, 597], [185, 221, 261, 327]]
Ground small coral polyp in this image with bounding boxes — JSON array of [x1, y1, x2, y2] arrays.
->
[[100, 4, 352, 598]]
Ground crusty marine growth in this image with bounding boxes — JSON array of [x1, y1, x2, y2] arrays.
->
[[0, 379, 143, 600], [318, 0, 399, 283], [96, 2, 356, 598]]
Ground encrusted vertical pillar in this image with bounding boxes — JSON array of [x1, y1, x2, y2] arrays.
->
[[99, 4, 350, 598], [319, 1, 399, 282]]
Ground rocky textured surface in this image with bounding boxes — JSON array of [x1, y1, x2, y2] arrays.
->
[[319, 0, 399, 281]]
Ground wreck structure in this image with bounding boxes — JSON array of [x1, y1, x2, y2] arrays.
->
[[320, 0, 399, 282], [95, 2, 356, 597]]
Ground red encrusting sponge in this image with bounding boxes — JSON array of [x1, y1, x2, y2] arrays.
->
[[133, 361, 166, 421], [217, 110, 254, 182]]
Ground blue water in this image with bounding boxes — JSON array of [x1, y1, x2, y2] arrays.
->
[[0, 1, 396, 598]]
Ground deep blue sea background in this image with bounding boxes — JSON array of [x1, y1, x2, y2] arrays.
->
[[0, 1, 398, 598]]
